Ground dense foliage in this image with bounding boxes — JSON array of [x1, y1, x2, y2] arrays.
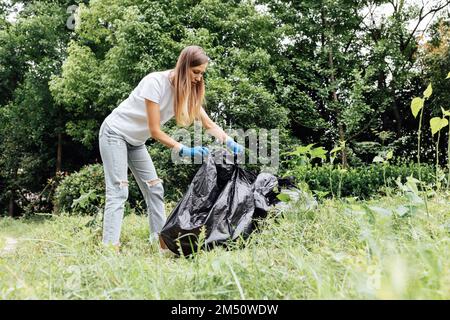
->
[[53, 163, 143, 215], [1, 0, 449, 216], [292, 163, 435, 199]]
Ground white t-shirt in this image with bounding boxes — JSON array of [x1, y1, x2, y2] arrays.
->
[[105, 69, 175, 146]]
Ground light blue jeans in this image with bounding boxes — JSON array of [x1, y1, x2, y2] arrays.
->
[[99, 121, 166, 245]]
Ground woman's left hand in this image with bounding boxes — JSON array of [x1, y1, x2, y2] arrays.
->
[[226, 137, 244, 155]]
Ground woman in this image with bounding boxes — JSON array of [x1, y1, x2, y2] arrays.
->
[[98, 45, 243, 251]]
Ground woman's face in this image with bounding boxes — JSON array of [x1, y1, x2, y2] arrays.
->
[[190, 62, 208, 85]]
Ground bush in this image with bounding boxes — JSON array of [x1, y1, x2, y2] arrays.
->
[[289, 163, 435, 199], [53, 164, 143, 215], [147, 139, 199, 202]]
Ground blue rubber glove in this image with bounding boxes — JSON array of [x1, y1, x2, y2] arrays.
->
[[179, 145, 209, 158], [226, 137, 244, 155]]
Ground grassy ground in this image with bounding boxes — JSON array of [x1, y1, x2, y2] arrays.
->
[[0, 193, 449, 299]]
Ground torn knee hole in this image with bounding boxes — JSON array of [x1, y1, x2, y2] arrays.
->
[[118, 180, 128, 188], [146, 178, 163, 187]]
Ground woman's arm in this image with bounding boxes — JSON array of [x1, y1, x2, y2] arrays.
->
[[200, 107, 229, 143], [145, 99, 183, 151]]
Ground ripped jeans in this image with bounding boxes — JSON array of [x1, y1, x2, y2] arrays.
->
[[99, 121, 166, 245]]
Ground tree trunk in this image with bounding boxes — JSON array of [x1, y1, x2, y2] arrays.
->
[[322, 8, 348, 168], [390, 91, 403, 137], [338, 123, 348, 166], [8, 193, 14, 217], [56, 132, 62, 173], [328, 49, 348, 168]]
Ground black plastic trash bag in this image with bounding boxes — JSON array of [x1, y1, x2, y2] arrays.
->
[[160, 149, 297, 256]]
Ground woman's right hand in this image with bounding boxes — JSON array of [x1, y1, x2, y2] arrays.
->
[[179, 145, 209, 158]]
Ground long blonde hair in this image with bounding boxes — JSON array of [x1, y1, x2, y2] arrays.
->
[[171, 46, 209, 127]]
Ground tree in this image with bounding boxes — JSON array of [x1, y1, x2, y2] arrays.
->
[[420, 18, 450, 165], [0, 1, 73, 215], [2, 0, 294, 215], [257, 0, 449, 166]]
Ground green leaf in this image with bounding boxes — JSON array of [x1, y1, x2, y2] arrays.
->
[[295, 144, 314, 155], [446, 72, 450, 79], [329, 146, 342, 154], [441, 107, 450, 117], [309, 146, 327, 160], [430, 117, 449, 136], [312, 190, 330, 198], [405, 176, 421, 197], [395, 205, 409, 217], [405, 191, 424, 205], [385, 150, 393, 160], [372, 156, 384, 163], [368, 206, 392, 217], [72, 189, 97, 209], [276, 193, 291, 202], [423, 83, 432, 99], [410, 97, 424, 118]]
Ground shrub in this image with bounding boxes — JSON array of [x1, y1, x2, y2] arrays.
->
[[289, 163, 435, 199], [52, 164, 142, 215], [147, 139, 199, 202]]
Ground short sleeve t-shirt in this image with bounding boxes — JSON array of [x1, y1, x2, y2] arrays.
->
[[105, 69, 175, 146]]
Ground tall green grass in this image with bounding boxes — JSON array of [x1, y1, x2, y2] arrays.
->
[[0, 194, 449, 299]]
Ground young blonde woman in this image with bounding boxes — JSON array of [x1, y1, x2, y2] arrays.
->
[[98, 45, 243, 250]]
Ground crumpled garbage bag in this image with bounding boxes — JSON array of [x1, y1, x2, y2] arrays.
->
[[160, 149, 306, 256]]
